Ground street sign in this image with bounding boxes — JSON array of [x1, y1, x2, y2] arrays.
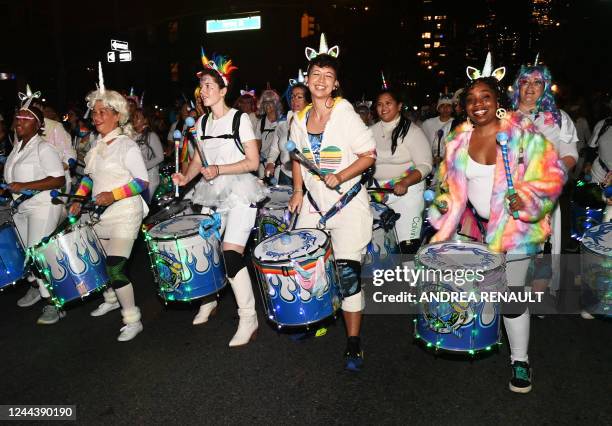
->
[[206, 16, 261, 33], [107, 51, 116, 63], [118, 50, 132, 62], [111, 39, 129, 51]]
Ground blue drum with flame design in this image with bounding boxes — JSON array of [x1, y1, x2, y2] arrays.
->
[[363, 202, 400, 276], [415, 241, 506, 352], [32, 224, 109, 305], [147, 215, 226, 302], [252, 229, 340, 327], [0, 221, 26, 289], [580, 222, 612, 316]]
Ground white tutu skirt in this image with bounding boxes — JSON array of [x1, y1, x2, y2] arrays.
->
[[191, 173, 269, 211]]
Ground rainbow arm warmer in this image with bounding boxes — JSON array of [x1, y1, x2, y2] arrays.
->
[[111, 178, 149, 201], [74, 176, 93, 198]]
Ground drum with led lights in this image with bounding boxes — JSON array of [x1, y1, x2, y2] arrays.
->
[[414, 241, 506, 353], [31, 222, 108, 306], [252, 229, 340, 327], [145, 214, 226, 302], [580, 222, 612, 317], [0, 206, 26, 289]]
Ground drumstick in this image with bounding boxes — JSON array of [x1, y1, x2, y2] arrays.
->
[[50, 190, 89, 203], [285, 140, 342, 194], [185, 116, 213, 185], [424, 189, 447, 211], [367, 187, 395, 193], [496, 132, 519, 220], [0, 183, 36, 196], [173, 129, 181, 197]]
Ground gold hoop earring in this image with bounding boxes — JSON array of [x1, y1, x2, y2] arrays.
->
[[496, 107, 507, 119]]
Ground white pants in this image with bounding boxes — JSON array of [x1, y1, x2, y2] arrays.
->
[[13, 203, 65, 298], [504, 252, 532, 363], [218, 204, 257, 247], [384, 181, 425, 242]]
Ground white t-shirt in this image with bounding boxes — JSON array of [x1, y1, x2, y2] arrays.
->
[[466, 156, 495, 220], [136, 130, 164, 171], [589, 117, 612, 183], [43, 118, 76, 164], [421, 115, 453, 157], [254, 116, 279, 160], [3, 135, 64, 208], [371, 116, 433, 181], [267, 113, 292, 177], [518, 109, 579, 161]]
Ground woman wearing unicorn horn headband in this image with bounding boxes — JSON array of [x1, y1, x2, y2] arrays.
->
[[172, 47, 266, 346], [265, 71, 311, 185], [510, 54, 579, 300], [5, 94, 66, 325], [288, 33, 376, 372], [428, 52, 564, 394], [69, 62, 149, 342]]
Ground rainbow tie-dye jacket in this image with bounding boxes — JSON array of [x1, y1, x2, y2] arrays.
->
[[428, 112, 564, 254]]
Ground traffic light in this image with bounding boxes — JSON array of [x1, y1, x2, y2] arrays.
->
[[300, 13, 315, 38]]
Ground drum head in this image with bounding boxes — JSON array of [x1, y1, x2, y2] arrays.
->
[[417, 241, 504, 271], [149, 214, 210, 240], [145, 200, 191, 226], [264, 185, 293, 209], [581, 222, 612, 257], [253, 229, 328, 263]]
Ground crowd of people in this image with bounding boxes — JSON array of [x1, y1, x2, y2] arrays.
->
[[1, 34, 610, 395]]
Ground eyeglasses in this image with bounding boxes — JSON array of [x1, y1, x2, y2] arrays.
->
[[519, 79, 544, 88]]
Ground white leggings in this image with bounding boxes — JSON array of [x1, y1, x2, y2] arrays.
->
[[504, 254, 532, 363], [13, 205, 64, 298], [384, 181, 425, 242]]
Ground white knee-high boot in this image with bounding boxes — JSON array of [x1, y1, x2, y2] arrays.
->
[[114, 284, 143, 342], [503, 309, 530, 363], [228, 267, 258, 347]]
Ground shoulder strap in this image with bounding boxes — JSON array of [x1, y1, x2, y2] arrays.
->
[[595, 117, 612, 146], [232, 110, 245, 155], [260, 116, 266, 134]]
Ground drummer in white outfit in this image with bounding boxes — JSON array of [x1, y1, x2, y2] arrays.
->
[[256, 89, 283, 179], [69, 72, 148, 342], [370, 89, 433, 253], [173, 50, 265, 347], [132, 108, 164, 203], [4, 104, 66, 324], [288, 35, 376, 371], [511, 63, 578, 294]]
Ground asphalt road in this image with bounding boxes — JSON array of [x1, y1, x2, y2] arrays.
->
[[1, 231, 610, 425]]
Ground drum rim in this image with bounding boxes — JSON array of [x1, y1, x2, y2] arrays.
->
[[148, 213, 213, 241], [144, 200, 191, 225], [32, 222, 94, 250], [252, 228, 330, 264], [580, 222, 612, 256], [415, 240, 505, 270]]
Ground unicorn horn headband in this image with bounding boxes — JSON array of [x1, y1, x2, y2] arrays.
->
[[533, 53, 540, 66], [17, 84, 42, 109], [289, 69, 306, 86], [466, 52, 505, 81], [97, 62, 106, 94], [305, 33, 340, 61]]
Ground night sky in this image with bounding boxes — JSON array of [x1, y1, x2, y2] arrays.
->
[[0, 0, 610, 117]]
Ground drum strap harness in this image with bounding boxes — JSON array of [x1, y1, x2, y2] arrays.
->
[[199, 110, 245, 155], [306, 169, 373, 229]]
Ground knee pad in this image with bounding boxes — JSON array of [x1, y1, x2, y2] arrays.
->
[[336, 259, 362, 298], [223, 250, 246, 278], [399, 239, 421, 255], [106, 256, 130, 289]]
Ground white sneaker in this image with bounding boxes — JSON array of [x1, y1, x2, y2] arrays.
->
[[580, 310, 595, 320], [117, 321, 143, 342], [90, 301, 120, 317], [17, 286, 41, 308], [37, 305, 66, 325], [229, 315, 258, 347], [193, 301, 218, 325]]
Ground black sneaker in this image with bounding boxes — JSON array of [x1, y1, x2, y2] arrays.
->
[[509, 361, 532, 393], [344, 336, 363, 372]]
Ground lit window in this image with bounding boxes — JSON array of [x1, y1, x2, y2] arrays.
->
[[433, 42, 440, 48], [436, 23, 441, 29], [422, 32, 431, 39], [424, 43, 431, 48]]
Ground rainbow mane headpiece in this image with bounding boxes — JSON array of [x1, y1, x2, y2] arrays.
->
[[197, 46, 238, 86], [305, 33, 339, 61], [18, 84, 41, 109], [510, 54, 561, 126], [466, 52, 505, 82]]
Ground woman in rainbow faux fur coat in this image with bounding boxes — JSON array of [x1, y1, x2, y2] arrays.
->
[[428, 72, 564, 394]]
